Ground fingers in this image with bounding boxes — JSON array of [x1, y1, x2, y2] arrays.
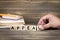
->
[[42, 23, 51, 29], [39, 23, 51, 30], [38, 14, 60, 30], [38, 16, 49, 25], [38, 17, 45, 25], [38, 19, 45, 25], [38, 15, 50, 30]]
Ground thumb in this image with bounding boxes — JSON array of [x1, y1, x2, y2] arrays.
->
[[43, 23, 51, 30]]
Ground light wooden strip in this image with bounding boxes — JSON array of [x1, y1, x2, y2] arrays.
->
[[0, 1, 60, 3], [0, 8, 59, 10], [0, 1, 16, 2], [0, 0, 60, 3]]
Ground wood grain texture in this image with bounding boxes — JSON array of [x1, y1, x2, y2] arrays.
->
[[0, 0, 60, 40], [0, 29, 60, 40], [0, 0, 60, 24]]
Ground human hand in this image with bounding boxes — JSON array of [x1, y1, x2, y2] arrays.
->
[[38, 14, 60, 30]]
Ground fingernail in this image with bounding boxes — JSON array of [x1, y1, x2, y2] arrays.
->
[[38, 25, 44, 30]]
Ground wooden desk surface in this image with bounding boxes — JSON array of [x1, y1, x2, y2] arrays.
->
[[0, 28, 60, 40], [0, 0, 60, 40]]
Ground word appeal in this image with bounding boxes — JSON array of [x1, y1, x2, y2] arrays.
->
[[10, 25, 43, 31]]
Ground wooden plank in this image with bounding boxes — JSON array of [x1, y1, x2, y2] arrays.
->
[[0, 29, 60, 40]]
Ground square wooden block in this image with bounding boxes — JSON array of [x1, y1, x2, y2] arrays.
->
[[10, 26, 18, 31], [19, 25, 26, 31], [29, 25, 37, 31], [37, 25, 43, 31]]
